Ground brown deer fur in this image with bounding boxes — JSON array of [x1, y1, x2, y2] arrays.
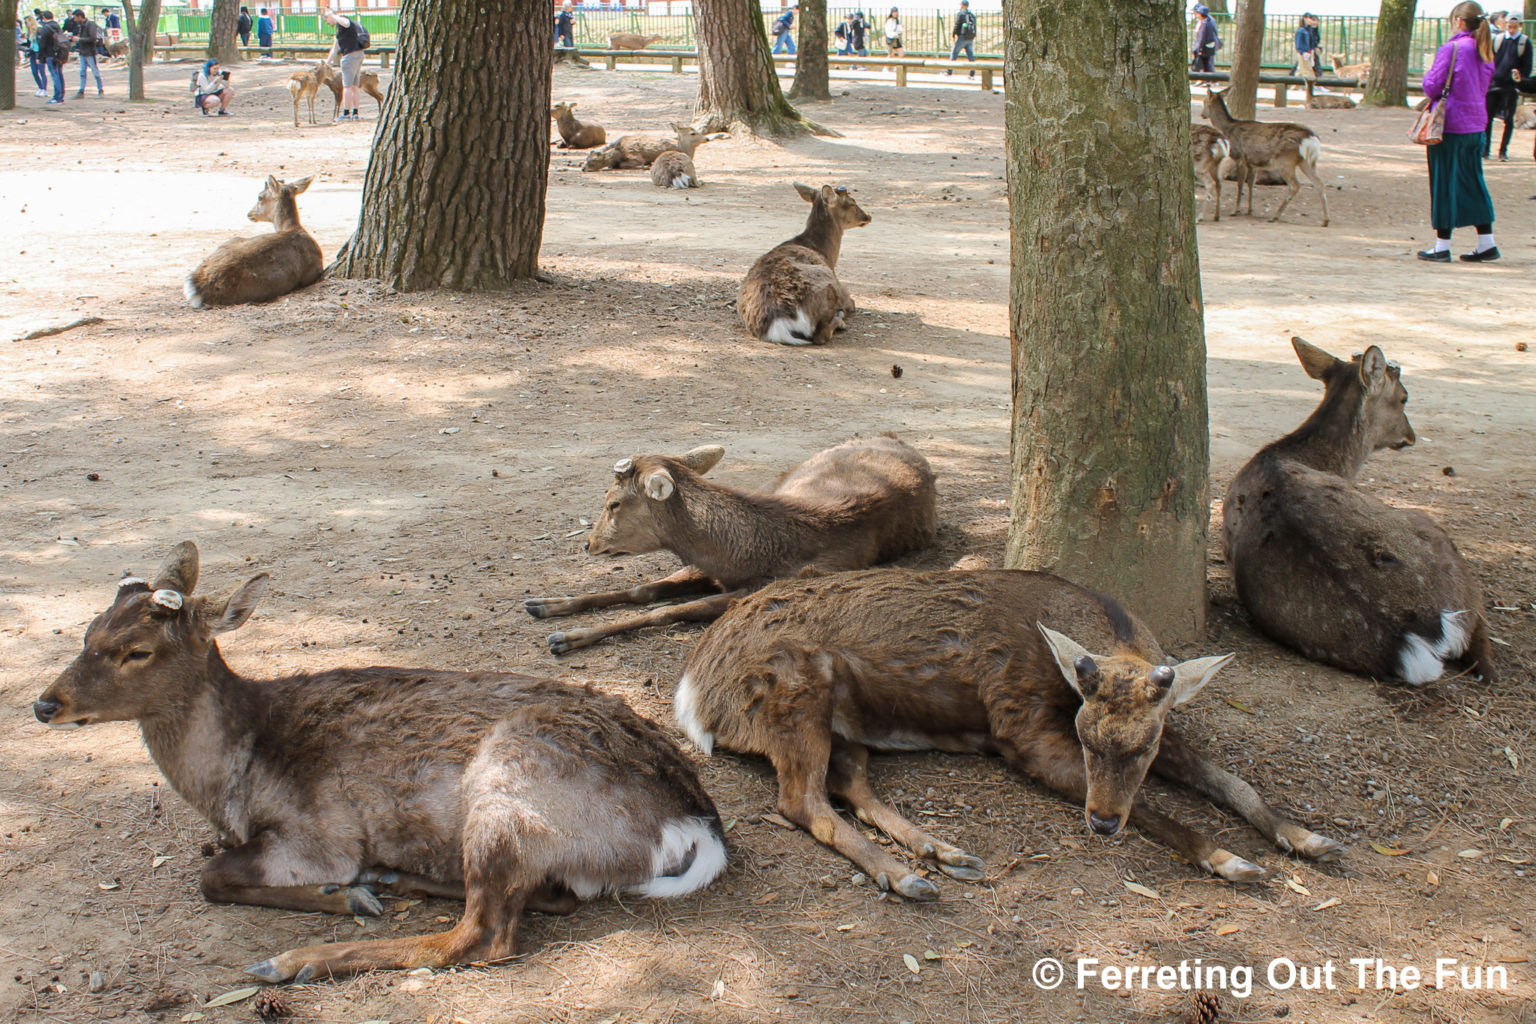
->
[[738, 183, 871, 347], [322, 63, 386, 120], [1191, 125, 1228, 222], [183, 176, 324, 308], [582, 124, 708, 171], [32, 542, 726, 984], [675, 568, 1343, 899], [650, 150, 699, 189], [526, 434, 937, 654], [1329, 53, 1371, 79], [1202, 88, 1330, 226], [609, 32, 663, 49], [552, 101, 607, 149], [1223, 338, 1494, 685], [288, 61, 327, 127]]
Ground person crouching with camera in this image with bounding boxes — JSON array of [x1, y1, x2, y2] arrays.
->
[[195, 59, 234, 116]]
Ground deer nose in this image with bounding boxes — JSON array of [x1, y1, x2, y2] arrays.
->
[[33, 699, 62, 723], [1088, 811, 1121, 836]]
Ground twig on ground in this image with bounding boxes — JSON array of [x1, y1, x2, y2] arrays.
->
[[16, 316, 105, 342]]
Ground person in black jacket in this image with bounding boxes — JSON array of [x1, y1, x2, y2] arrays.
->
[[1485, 13, 1531, 160], [947, 0, 976, 76], [237, 6, 252, 47], [36, 10, 68, 104], [323, 5, 368, 122], [68, 9, 102, 97]]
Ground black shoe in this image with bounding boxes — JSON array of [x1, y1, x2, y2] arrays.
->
[[1416, 249, 1450, 262], [1458, 246, 1500, 262], [1498, 153, 1508, 161]]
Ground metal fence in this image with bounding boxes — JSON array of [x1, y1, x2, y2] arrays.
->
[[1192, 12, 1449, 75]]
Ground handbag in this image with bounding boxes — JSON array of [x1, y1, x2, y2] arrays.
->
[[1408, 42, 1457, 145]]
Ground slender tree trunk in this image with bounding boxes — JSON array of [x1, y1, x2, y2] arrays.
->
[[207, 0, 242, 63], [1362, 0, 1414, 106], [331, 0, 550, 290], [695, 0, 811, 135], [1, 2, 16, 111], [1226, 0, 1265, 119], [1005, 0, 1210, 644], [122, 0, 162, 101], [789, 0, 829, 101]]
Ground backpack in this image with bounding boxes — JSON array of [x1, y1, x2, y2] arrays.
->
[[773, 13, 791, 34], [353, 22, 370, 49], [959, 11, 976, 38]]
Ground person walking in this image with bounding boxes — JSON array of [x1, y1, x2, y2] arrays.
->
[[1293, 12, 1321, 79], [1417, 1, 1499, 262], [1190, 5, 1219, 73], [947, 0, 976, 75], [771, 5, 796, 55], [37, 10, 68, 105], [554, 1, 574, 48], [1485, 13, 1530, 159], [323, 6, 368, 122], [256, 7, 274, 57], [69, 9, 102, 97], [884, 7, 904, 57], [237, 6, 252, 47], [849, 9, 869, 63]]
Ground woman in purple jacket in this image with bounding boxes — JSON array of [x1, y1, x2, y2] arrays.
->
[[1417, 1, 1499, 263]]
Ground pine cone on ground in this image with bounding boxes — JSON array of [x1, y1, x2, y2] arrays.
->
[[252, 990, 293, 1021], [1187, 991, 1223, 1024]]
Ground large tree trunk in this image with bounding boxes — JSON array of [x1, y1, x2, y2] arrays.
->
[[695, 0, 810, 135], [788, 0, 829, 102], [1004, 0, 1210, 644], [331, 0, 550, 291], [122, 0, 162, 102], [1362, 0, 1414, 107], [1, 2, 16, 111], [207, 0, 242, 63], [1226, 0, 1265, 120]]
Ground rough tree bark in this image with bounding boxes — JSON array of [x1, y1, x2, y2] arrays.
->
[[1226, 0, 1265, 120], [1, 2, 16, 111], [1362, 0, 1415, 106], [788, 0, 830, 102], [331, 0, 550, 290], [695, 0, 812, 135], [207, 0, 243, 63], [122, 0, 163, 102], [1004, 0, 1210, 644]]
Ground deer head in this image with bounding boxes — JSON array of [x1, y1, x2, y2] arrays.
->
[[794, 182, 873, 230], [248, 175, 313, 225], [585, 446, 726, 556], [1292, 337, 1415, 452]]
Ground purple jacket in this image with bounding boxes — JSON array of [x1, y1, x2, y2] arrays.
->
[[1422, 32, 1495, 135]]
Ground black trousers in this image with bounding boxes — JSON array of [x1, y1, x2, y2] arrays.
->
[[1485, 88, 1517, 157]]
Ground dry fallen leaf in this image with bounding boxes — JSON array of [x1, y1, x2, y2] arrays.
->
[[202, 986, 259, 1008], [151, 855, 171, 868], [1124, 881, 1161, 900], [1457, 849, 1485, 859], [923, 949, 942, 961], [1216, 924, 1241, 936], [1504, 747, 1519, 769], [179, 1015, 205, 1023], [761, 813, 795, 830], [1427, 870, 1440, 885], [1313, 897, 1341, 910], [1223, 697, 1256, 714], [750, 892, 778, 906], [98, 881, 119, 891], [710, 980, 726, 1000], [1495, 855, 1531, 865], [903, 953, 921, 975], [836, 923, 856, 932], [1285, 876, 1312, 897], [1370, 841, 1412, 856]]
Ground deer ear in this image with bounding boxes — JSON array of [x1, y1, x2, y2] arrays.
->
[[793, 182, 817, 202], [150, 541, 200, 595], [1167, 653, 1234, 707], [1292, 336, 1339, 381], [200, 574, 269, 635], [676, 445, 725, 474], [288, 176, 313, 195], [1358, 345, 1388, 391], [1037, 624, 1100, 698], [264, 175, 282, 194], [642, 467, 675, 502]]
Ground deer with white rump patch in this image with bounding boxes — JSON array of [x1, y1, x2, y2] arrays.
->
[[525, 434, 936, 654], [739, 183, 871, 346], [33, 542, 727, 984], [1201, 88, 1330, 226], [183, 176, 323, 308], [675, 568, 1344, 899], [1223, 338, 1494, 685], [651, 150, 700, 189], [1191, 125, 1228, 222]]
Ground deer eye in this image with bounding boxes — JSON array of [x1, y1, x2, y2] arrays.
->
[[605, 501, 621, 513], [124, 650, 152, 663]]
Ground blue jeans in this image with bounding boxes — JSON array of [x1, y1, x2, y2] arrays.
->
[[78, 53, 102, 92], [46, 57, 65, 100], [772, 32, 795, 54], [29, 51, 48, 89], [258, 30, 272, 55], [950, 38, 974, 61]]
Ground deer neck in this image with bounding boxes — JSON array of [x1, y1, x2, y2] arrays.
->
[[1208, 97, 1238, 131], [664, 480, 819, 585], [271, 194, 303, 234], [795, 205, 844, 267], [1268, 390, 1374, 478]]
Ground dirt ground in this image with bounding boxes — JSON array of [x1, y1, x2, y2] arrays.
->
[[1, 58, 1533, 1024]]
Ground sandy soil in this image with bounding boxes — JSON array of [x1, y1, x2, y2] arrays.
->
[[1, 59, 1533, 1024]]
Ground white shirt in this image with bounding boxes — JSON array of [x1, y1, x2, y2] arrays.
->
[[885, 17, 900, 38]]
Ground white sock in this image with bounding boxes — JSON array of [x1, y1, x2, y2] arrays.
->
[[1433, 237, 1451, 253], [1475, 233, 1495, 253]]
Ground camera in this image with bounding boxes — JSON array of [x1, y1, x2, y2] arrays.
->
[[220, 70, 231, 79]]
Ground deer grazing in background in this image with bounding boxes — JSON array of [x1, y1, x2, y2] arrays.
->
[[32, 542, 727, 984], [551, 101, 607, 149], [1223, 338, 1495, 685], [288, 61, 327, 128], [651, 150, 700, 189], [1191, 125, 1228, 222], [582, 124, 710, 171], [1202, 88, 1330, 226], [609, 32, 663, 49], [525, 434, 937, 654], [739, 183, 871, 346], [322, 62, 386, 120], [184, 176, 323, 308], [675, 568, 1344, 900]]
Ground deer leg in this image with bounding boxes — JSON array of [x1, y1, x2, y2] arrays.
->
[[826, 740, 986, 881], [1231, 163, 1245, 217], [358, 871, 578, 914], [1297, 159, 1330, 227], [1462, 616, 1498, 683], [1244, 167, 1257, 216], [1210, 171, 1221, 222], [1268, 167, 1304, 223], [546, 589, 743, 655], [1151, 729, 1342, 862], [200, 837, 384, 917], [525, 566, 718, 619]]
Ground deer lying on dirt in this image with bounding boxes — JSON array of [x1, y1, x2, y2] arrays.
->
[[322, 63, 386, 120], [184, 176, 323, 308], [1303, 84, 1357, 109], [582, 124, 709, 171], [651, 150, 699, 189], [32, 542, 727, 984], [1223, 338, 1495, 685], [675, 568, 1344, 899], [525, 434, 937, 654], [609, 32, 663, 49], [1202, 88, 1330, 226], [288, 61, 327, 127], [739, 183, 871, 346], [552, 101, 607, 148], [1191, 125, 1228, 222]]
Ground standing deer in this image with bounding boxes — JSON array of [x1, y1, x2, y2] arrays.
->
[[1223, 338, 1494, 685], [675, 568, 1344, 899], [525, 434, 937, 654], [738, 183, 871, 346], [1201, 88, 1330, 226], [609, 32, 663, 49], [32, 542, 727, 984], [287, 61, 326, 128], [1191, 124, 1228, 222], [183, 176, 323, 308]]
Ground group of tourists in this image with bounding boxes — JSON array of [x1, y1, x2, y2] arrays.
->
[[18, 7, 117, 103], [764, 3, 976, 74]]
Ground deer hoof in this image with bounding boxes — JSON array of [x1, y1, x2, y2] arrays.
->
[[343, 885, 383, 917], [1213, 853, 1268, 884], [893, 873, 941, 901], [935, 852, 986, 881], [1298, 833, 1345, 862], [524, 598, 551, 618], [547, 632, 573, 655], [245, 958, 290, 984]]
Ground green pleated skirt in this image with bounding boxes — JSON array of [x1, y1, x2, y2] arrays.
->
[[1427, 131, 1495, 231]]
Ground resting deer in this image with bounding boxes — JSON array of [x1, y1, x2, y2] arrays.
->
[[1202, 88, 1330, 226], [552, 100, 607, 149], [288, 61, 327, 127], [1191, 125, 1228, 222], [32, 542, 727, 984], [651, 150, 699, 189], [582, 124, 709, 171], [675, 568, 1344, 900], [1223, 338, 1495, 685], [739, 183, 871, 346], [609, 32, 663, 50], [184, 176, 323, 308], [525, 434, 936, 654]]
